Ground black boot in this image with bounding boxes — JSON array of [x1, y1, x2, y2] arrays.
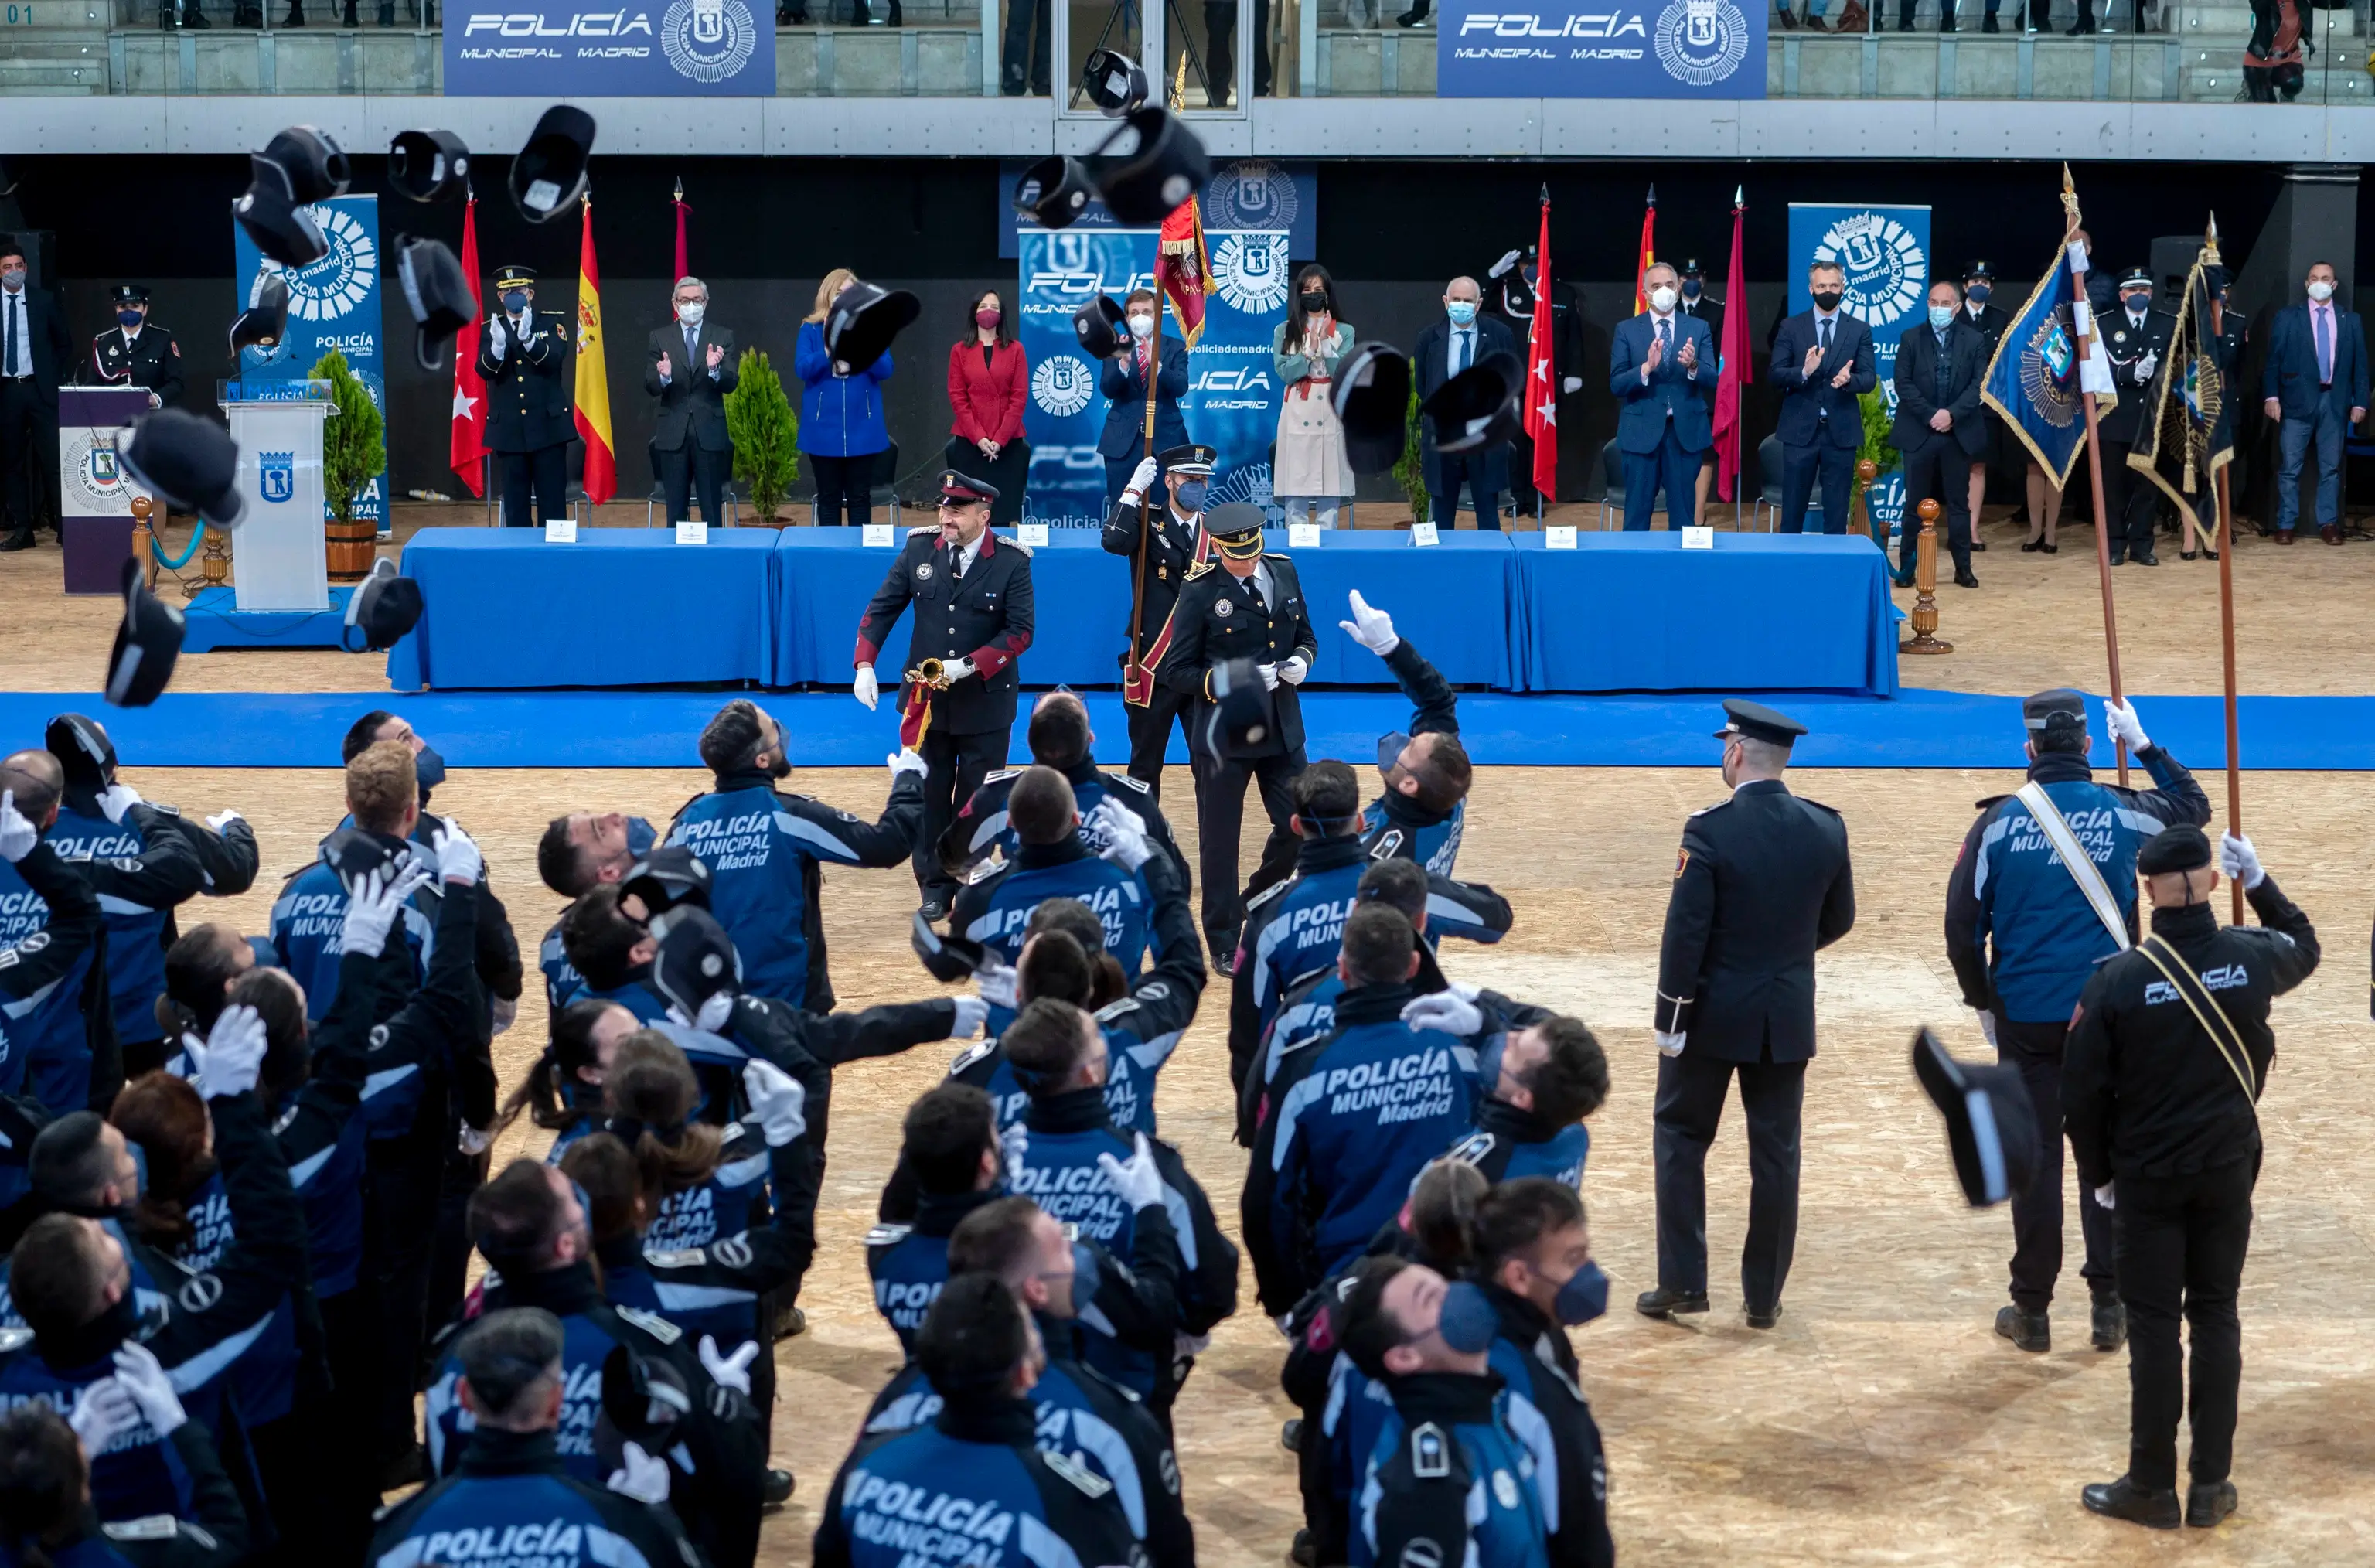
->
[[157, 1, 176, 24], [0, 530, 36, 552], [281, 1, 301, 19], [341, 0, 356, 21], [2185, 1481, 2237, 1529], [377, 0, 393, 23], [2082, 1476, 2180, 1530], [1994, 1304, 2048, 1351], [1634, 1286, 1711, 1320], [2090, 1296, 2128, 1348], [182, 2, 210, 25]]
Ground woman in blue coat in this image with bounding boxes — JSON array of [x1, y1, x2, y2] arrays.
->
[[796, 267, 894, 527]]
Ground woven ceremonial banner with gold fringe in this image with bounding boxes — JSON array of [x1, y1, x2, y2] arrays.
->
[[1979, 170, 2118, 489], [2127, 222, 2236, 537]]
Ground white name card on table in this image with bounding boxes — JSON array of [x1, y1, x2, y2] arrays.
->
[[676, 518, 707, 546], [861, 523, 895, 547], [1287, 522, 1322, 549], [1410, 522, 1440, 548], [543, 516, 577, 544], [1543, 525, 1578, 550], [1018, 522, 1051, 547], [1681, 526, 1716, 550]]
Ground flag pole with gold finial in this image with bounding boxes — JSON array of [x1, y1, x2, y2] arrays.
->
[[2203, 213, 2246, 921]]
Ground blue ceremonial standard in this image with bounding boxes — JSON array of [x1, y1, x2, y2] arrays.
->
[[1436, 0, 1767, 97], [444, 0, 776, 94]]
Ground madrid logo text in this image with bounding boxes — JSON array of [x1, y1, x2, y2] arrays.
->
[[1459, 12, 1648, 34], [660, 0, 756, 81], [1654, 0, 1748, 84], [255, 205, 376, 324], [1811, 210, 1928, 330]]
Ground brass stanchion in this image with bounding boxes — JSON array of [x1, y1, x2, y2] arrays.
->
[[197, 527, 230, 597], [1900, 497, 1951, 654], [128, 495, 157, 595], [1856, 458, 1880, 550]]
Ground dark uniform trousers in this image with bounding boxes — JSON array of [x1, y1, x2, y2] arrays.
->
[[1653, 1045, 1804, 1313], [2118, 1156, 2255, 1491], [1897, 437, 1975, 577], [500, 446, 569, 529], [1995, 1013, 2117, 1311], [1126, 687, 1201, 813], [1195, 744, 1303, 950], [917, 725, 1005, 902], [2097, 435, 2162, 561], [657, 444, 731, 525]]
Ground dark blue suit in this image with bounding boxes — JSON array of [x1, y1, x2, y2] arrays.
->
[[1608, 310, 1715, 530], [2260, 299, 2370, 536], [1768, 308, 1876, 534], [1099, 337, 1191, 505]]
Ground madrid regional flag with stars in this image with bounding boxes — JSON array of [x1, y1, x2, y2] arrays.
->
[[1522, 194, 1557, 499], [448, 193, 487, 497]]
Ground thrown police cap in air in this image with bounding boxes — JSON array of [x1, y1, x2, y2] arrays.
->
[[1422, 353, 1521, 455], [1712, 698, 1806, 747], [1091, 107, 1211, 226], [259, 125, 351, 206], [118, 408, 245, 533], [2137, 823, 2214, 878], [318, 825, 399, 895], [234, 165, 328, 271], [103, 563, 182, 708], [620, 846, 712, 922], [342, 558, 424, 653], [598, 1341, 693, 1450], [2021, 687, 2087, 735], [1072, 293, 1127, 359], [230, 274, 291, 358], [388, 128, 470, 203], [510, 106, 595, 223], [1912, 1027, 2038, 1208], [911, 908, 997, 983], [1157, 441, 1217, 478], [1201, 656, 1279, 758], [44, 713, 117, 793], [1332, 343, 1411, 476], [647, 904, 741, 1021], [1205, 502, 1266, 561], [825, 277, 921, 377], [1014, 155, 1099, 232], [1080, 46, 1148, 116], [109, 284, 151, 305], [939, 469, 998, 506], [395, 236, 476, 373]]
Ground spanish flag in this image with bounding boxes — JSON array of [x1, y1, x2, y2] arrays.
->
[[573, 195, 616, 505]]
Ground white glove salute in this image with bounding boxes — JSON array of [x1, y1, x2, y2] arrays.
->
[[1122, 455, 1160, 505], [1402, 990, 1484, 1037], [97, 783, 143, 825], [699, 1335, 758, 1396], [1279, 656, 1309, 687], [431, 820, 482, 888], [741, 1058, 809, 1147], [952, 996, 990, 1037], [1000, 1120, 1030, 1185], [1340, 590, 1399, 656], [1088, 798, 1153, 872], [976, 963, 1018, 1012], [205, 807, 244, 833], [2103, 697, 2149, 754], [196, 1004, 267, 1099], [854, 663, 880, 710], [1256, 663, 1280, 693], [487, 317, 508, 357], [888, 748, 928, 782], [1654, 1030, 1687, 1059], [458, 1123, 492, 1157], [67, 1378, 142, 1455], [2219, 832, 2265, 891], [607, 1440, 672, 1505], [1096, 1132, 1167, 1213], [340, 863, 429, 961], [0, 790, 37, 864], [111, 1343, 187, 1436], [943, 656, 977, 683], [1488, 247, 1521, 279]]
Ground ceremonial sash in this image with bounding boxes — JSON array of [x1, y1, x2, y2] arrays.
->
[[2133, 936, 2264, 1120], [2014, 782, 2130, 953], [1124, 521, 1212, 708]]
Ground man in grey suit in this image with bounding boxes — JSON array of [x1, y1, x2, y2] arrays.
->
[[646, 275, 738, 526], [1891, 278, 1992, 588]]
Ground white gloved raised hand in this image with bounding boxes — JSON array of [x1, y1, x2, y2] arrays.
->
[[888, 748, 928, 782], [198, 1004, 267, 1099], [1000, 1120, 1030, 1184], [205, 808, 244, 833], [67, 1378, 142, 1456], [458, 1123, 492, 1157], [1978, 1010, 1998, 1051], [431, 820, 483, 888], [1097, 1132, 1166, 1213], [1402, 990, 1484, 1037], [976, 963, 1018, 1012], [487, 317, 508, 357], [943, 656, 977, 683], [2093, 1182, 2117, 1212], [111, 1343, 186, 1436], [1123, 455, 1160, 503], [1088, 798, 1153, 872], [0, 791, 38, 864], [952, 996, 989, 1038], [699, 1336, 758, 1397], [854, 663, 880, 710], [1256, 663, 1280, 693], [2103, 697, 2149, 754], [97, 783, 143, 825], [1339, 590, 1399, 656], [607, 1440, 672, 1504], [1279, 656, 1309, 687], [1562, 375, 1583, 394], [1488, 247, 1521, 279], [2219, 832, 2265, 891], [741, 1058, 809, 1147], [1654, 1030, 1687, 1059], [340, 864, 428, 961]]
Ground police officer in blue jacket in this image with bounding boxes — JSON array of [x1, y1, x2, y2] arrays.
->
[[1336, 594, 1474, 875], [860, 1197, 1194, 1568], [867, 1085, 1006, 1351], [937, 690, 1188, 892], [373, 1308, 704, 1568], [534, 811, 657, 1012], [813, 1273, 1147, 1568], [952, 770, 1157, 985], [1446, 1013, 1605, 1188], [0, 785, 102, 1154], [668, 702, 923, 1011], [1944, 690, 2210, 1356]]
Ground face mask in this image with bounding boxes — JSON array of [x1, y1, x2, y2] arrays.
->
[[1966, 284, 1992, 305], [1473, 1032, 1505, 1095], [626, 817, 658, 858], [247, 935, 282, 971], [1300, 293, 1329, 312], [1435, 1280, 1499, 1355], [1649, 287, 1678, 314], [1173, 479, 1207, 513], [1811, 291, 1844, 312], [1552, 1260, 1610, 1326], [1067, 1242, 1101, 1317], [2122, 294, 2151, 315], [0, 268, 23, 290], [412, 746, 447, 796], [975, 308, 1002, 329], [1128, 314, 1155, 339], [117, 308, 145, 329], [1681, 279, 1702, 301], [675, 302, 705, 326], [1446, 302, 1478, 326], [2308, 281, 2336, 302], [1928, 305, 1955, 330], [125, 1142, 149, 1199], [501, 290, 530, 314], [1378, 730, 1412, 777]]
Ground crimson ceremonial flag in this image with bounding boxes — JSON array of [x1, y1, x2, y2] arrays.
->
[[672, 179, 690, 281], [1157, 197, 1211, 346], [1712, 189, 1753, 503], [1631, 186, 1657, 315], [1522, 194, 1556, 499], [448, 195, 487, 498]]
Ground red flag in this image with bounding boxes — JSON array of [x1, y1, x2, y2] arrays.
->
[[1712, 188, 1754, 503], [448, 195, 487, 498], [573, 197, 617, 506], [1156, 197, 1211, 347], [1631, 186, 1657, 316], [1521, 193, 1556, 501], [671, 178, 690, 282]]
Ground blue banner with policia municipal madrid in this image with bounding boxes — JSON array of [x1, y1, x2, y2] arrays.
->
[[1438, 0, 1767, 97], [1787, 203, 1929, 537], [445, 0, 775, 94]]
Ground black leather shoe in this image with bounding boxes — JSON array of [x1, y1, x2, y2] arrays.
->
[[1981, 10, 2000, 24], [1745, 1304, 1784, 1329], [2020, 537, 2045, 552], [918, 895, 950, 922], [2091, 1297, 2127, 1350], [772, 1302, 806, 1341], [1995, 1304, 2050, 1352], [1954, 569, 1980, 588], [1280, 1417, 1302, 1453], [2083, 1475, 2180, 1529], [1969, 539, 1987, 551], [2186, 1480, 2237, 1528], [0, 532, 35, 552], [2131, 551, 2159, 566], [1635, 1287, 1710, 1320], [1209, 941, 1238, 977], [2203, 547, 2219, 560], [2179, 550, 2197, 561], [2106, 551, 2125, 566], [762, 1468, 796, 1507], [1289, 1530, 1317, 1568]]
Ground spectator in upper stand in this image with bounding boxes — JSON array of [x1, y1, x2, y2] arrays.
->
[[796, 268, 894, 529], [946, 289, 1028, 527]]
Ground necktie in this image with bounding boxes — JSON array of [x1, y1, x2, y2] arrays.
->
[[686, 326, 698, 367], [2316, 305, 2332, 384], [1137, 341, 1150, 379], [1819, 316, 1833, 354], [1455, 330, 1472, 375], [1657, 319, 1671, 359], [3, 294, 15, 379]]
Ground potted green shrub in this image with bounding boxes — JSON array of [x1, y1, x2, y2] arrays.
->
[[724, 347, 800, 526], [312, 348, 384, 581], [1394, 383, 1429, 527], [1856, 388, 1904, 556]]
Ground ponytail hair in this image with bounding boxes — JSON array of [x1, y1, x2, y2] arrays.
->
[[156, 922, 250, 1042], [0, 1406, 86, 1568], [1020, 900, 1124, 1009], [497, 1000, 616, 1138], [605, 1031, 722, 1198], [1405, 1157, 1487, 1273], [556, 1132, 647, 1246], [108, 1072, 216, 1254]]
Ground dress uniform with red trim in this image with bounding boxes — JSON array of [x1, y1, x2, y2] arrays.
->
[[87, 285, 184, 408], [478, 263, 574, 528]]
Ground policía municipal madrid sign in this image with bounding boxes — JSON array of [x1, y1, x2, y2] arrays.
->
[[445, 0, 775, 94], [1438, 0, 1767, 98]]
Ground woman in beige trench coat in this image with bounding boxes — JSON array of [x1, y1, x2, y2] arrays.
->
[[1272, 264, 1355, 527]]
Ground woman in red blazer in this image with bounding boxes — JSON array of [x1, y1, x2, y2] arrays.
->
[[946, 289, 1030, 525]]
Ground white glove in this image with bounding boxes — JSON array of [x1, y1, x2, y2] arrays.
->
[[431, 821, 482, 888], [197, 1004, 267, 1099], [943, 656, 977, 683], [607, 1440, 672, 1505], [491, 995, 517, 1036], [694, 990, 735, 1035], [2219, 832, 2265, 891], [0, 791, 37, 864], [1279, 656, 1309, 687], [699, 1335, 759, 1396], [977, 963, 1018, 1012], [2135, 350, 2159, 382], [1978, 1010, 1999, 1051], [1562, 375, 1583, 394], [1096, 1132, 1166, 1213], [952, 996, 989, 1037], [1339, 589, 1399, 656], [1654, 1030, 1686, 1058], [1402, 990, 1484, 1037], [741, 1058, 809, 1147], [1122, 455, 1160, 503], [854, 663, 880, 710], [205, 808, 244, 833], [339, 864, 427, 961], [458, 1124, 492, 1157], [2104, 697, 2149, 754], [1000, 1119, 1030, 1185], [2093, 1182, 2117, 1212], [888, 748, 928, 782], [97, 783, 143, 824], [67, 1378, 142, 1455], [1256, 663, 1280, 693], [111, 1343, 186, 1436], [1488, 247, 1521, 278], [1447, 980, 1482, 1003], [487, 317, 508, 357], [1088, 799, 1153, 872]]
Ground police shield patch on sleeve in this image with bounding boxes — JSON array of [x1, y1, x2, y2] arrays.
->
[[711, 1234, 756, 1270], [1446, 1131, 1496, 1167], [1041, 1449, 1114, 1498], [1411, 1421, 1450, 1478], [1399, 1539, 1445, 1568], [179, 1273, 224, 1313]]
